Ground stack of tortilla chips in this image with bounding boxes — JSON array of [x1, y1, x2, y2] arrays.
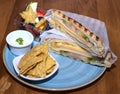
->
[[17, 42, 56, 78]]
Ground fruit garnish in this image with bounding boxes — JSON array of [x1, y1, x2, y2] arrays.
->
[[35, 18, 46, 28], [26, 2, 38, 12], [36, 9, 45, 16], [18, 2, 47, 38], [20, 6, 37, 24]]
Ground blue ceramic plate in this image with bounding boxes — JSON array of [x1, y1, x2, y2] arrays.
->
[[3, 41, 106, 91]]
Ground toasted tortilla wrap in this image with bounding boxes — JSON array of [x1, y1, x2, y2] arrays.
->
[[46, 9, 105, 56], [44, 38, 111, 67]]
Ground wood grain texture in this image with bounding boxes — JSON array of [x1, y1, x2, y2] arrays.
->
[[0, 0, 16, 44], [0, 0, 16, 78], [0, 0, 120, 94]]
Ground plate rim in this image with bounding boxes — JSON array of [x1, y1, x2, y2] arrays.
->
[[2, 44, 106, 91]]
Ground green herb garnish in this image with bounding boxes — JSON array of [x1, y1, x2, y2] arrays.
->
[[59, 50, 68, 54], [87, 58, 95, 62], [62, 19, 67, 24], [82, 35, 89, 41], [16, 37, 24, 45]]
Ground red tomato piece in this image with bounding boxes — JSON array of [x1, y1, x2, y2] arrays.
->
[[36, 9, 45, 16]]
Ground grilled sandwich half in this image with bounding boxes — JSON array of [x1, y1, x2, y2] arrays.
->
[[44, 38, 111, 67], [47, 9, 105, 56]]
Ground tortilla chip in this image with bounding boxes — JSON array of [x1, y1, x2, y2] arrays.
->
[[28, 61, 46, 78], [19, 55, 43, 74], [18, 45, 42, 69], [20, 63, 38, 75], [27, 54, 56, 78], [27, 43, 49, 78], [47, 65, 55, 74], [35, 18, 46, 28], [18, 42, 56, 78], [46, 55, 56, 71]]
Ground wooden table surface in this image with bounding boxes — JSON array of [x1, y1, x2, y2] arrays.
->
[[0, 0, 120, 94]]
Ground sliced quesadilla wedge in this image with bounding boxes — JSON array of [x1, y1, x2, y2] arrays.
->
[[44, 38, 111, 67], [47, 9, 105, 56]]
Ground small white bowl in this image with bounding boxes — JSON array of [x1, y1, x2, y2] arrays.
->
[[13, 54, 59, 81], [6, 30, 34, 55]]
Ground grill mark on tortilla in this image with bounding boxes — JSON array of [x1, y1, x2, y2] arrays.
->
[[84, 28, 88, 32], [52, 10, 101, 42], [96, 36, 99, 41]]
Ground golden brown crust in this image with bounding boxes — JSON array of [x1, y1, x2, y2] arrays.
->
[[52, 9, 102, 42], [51, 9, 105, 55]]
